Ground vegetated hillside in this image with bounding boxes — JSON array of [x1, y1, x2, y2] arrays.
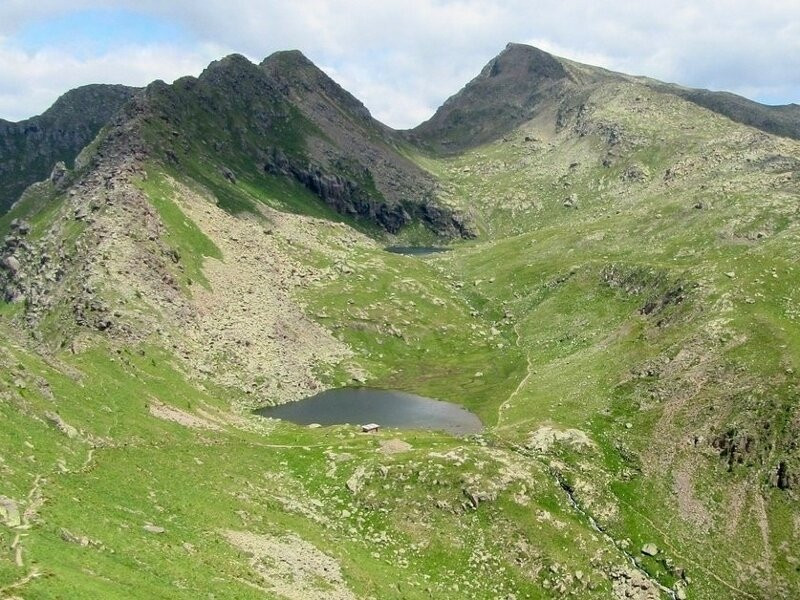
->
[[652, 83, 800, 141], [412, 46, 800, 598], [0, 84, 139, 214], [1, 43, 800, 600], [409, 42, 800, 154]]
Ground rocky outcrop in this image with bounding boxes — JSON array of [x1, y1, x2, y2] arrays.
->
[[264, 147, 472, 236], [124, 52, 473, 238], [0, 218, 33, 303], [772, 461, 795, 490], [260, 51, 475, 237], [649, 83, 800, 141], [0, 84, 139, 214]]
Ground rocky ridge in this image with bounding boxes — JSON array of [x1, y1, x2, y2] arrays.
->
[[0, 84, 139, 214]]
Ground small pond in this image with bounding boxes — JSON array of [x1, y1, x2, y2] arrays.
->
[[256, 388, 482, 436], [385, 246, 450, 256]]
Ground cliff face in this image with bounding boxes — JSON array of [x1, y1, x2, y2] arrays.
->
[[0, 84, 139, 214]]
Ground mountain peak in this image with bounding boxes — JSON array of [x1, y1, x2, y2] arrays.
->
[[0, 83, 138, 213], [199, 53, 260, 80], [409, 42, 572, 152], [486, 43, 568, 81], [261, 49, 315, 69], [261, 49, 373, 123]]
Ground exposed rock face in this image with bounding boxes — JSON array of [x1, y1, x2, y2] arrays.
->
[[260, 50, 475, 237], [264, 147, 471, 235], [1, 218, 33, 303], [49, 161, 70, 188], [0, 84, 139, 214], [0, 115, 154, 333], [712, 429, 757, 470]]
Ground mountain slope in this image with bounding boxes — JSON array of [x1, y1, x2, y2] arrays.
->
[[261, 50, 472, 236], [411, 51, 800, 598], [409, 42, 800, 154], [652, 83, 800, 141], [127, 52, 473, 237], [0, 84, 139, 214], [409, 43, 584, 153], [1, 44, 800, 600]]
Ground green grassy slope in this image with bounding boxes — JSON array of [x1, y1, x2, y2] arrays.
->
[[404, 79, 800, 598], [2, 49, 800, 600]]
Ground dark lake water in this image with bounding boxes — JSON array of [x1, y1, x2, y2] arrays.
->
[[256, 388, 482, 436], [385, 246, 450, 256]]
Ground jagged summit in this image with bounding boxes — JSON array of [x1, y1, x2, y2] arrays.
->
[[198, 53, 262, 80], [486, 43, 570, 82], [82, 48, 472, 237]]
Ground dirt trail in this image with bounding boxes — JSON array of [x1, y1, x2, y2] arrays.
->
[[496, 321, 533, 422]]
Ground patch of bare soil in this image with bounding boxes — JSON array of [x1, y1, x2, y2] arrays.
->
[[148, 401, 222, 430], [223, 530, 357, 600], [672, 461, 712, 531]]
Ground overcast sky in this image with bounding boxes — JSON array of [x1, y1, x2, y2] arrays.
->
[[1, 1, 799, 128]]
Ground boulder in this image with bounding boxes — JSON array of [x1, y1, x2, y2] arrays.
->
[[44, 411, 79, 439], [641, 543, 659, 556], [621, 163, 650, 183], [49, 161, 69, 187], [221, 166, 237, 184], [378, 439, 413, 455], [10, 219, 31, 235], [1, 255, 21, 274], [0, 496, 21, 527]]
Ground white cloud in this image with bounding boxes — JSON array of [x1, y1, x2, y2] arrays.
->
[[1, 1, 800, 126]]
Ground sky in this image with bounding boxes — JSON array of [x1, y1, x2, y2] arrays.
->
[[1, 1, 799, 128]]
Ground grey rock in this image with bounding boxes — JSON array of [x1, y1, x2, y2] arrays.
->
[[10, 219, 31, 235], [0, 496, 21, 527], [621, 163, 650, 183], [50, 161, 69, 187], [221, 166, 237, 184], [0, 84, 138, 214], [44, 411, 79, 439], [2, 255, 21, 274], [563, 193, 578, 209], [641, 543, 659, 556]]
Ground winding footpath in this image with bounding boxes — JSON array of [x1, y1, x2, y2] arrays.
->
[[496, 320, 533, 422]]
